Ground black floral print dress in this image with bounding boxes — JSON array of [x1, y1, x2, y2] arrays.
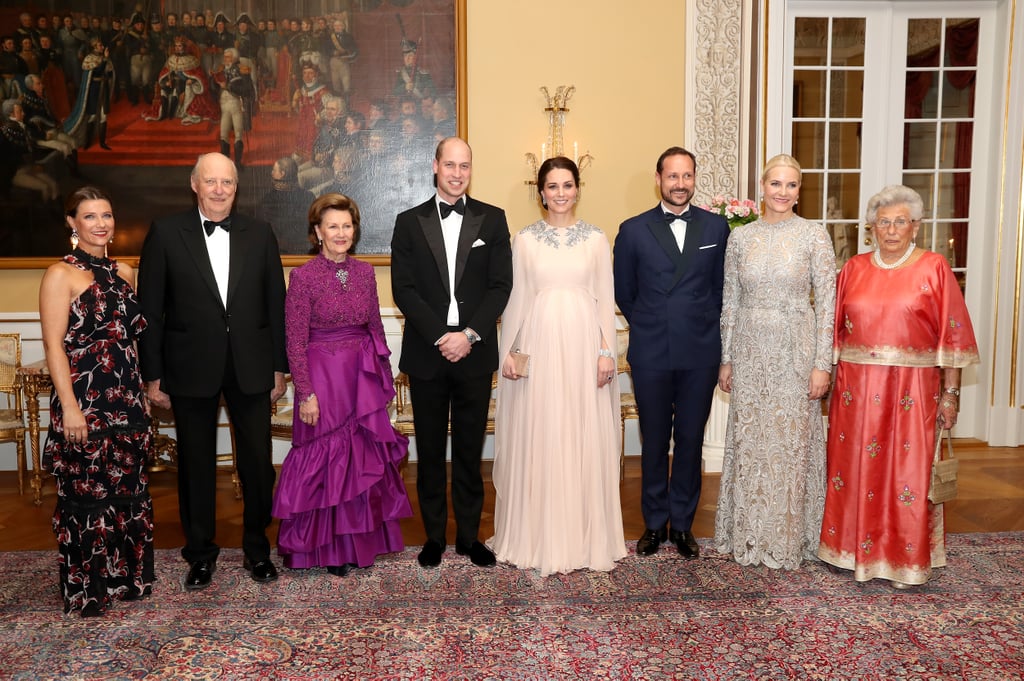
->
[[45, 249, 155, 615]]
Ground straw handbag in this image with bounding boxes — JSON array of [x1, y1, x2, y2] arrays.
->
[[927, 428, 958, 504]]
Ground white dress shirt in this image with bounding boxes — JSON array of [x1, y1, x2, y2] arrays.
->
[[661, 201, 688, 252], [437, 195, 464, 326], [200, 209, 230, 306]]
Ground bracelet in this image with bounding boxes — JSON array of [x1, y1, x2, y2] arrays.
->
[[940, 399, 957, 409], [944, 386, 961, 396], [598, 349, 613, 359], [303, 392, 316, 403]]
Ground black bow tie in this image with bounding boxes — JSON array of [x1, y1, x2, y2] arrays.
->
[[203, 218, 231, 236], [439, 199, 465, 219], [664, 210, 691, 223]]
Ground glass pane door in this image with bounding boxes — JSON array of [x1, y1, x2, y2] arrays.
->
[[900, 16, 981, 292], [777, 1, 994, 290], [791, 16, 867, 268]]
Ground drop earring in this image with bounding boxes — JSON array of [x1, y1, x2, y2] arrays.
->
[[70, 230, 79, 249]]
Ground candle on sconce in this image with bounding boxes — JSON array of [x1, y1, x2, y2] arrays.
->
[[573, 142, 578, 163], [541, 143, 546, 161]]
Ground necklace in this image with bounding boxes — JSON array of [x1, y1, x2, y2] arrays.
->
[[872, 242, 916, 270]]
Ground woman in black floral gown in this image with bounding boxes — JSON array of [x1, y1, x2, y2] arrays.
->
[[39, 187, 154, 617]]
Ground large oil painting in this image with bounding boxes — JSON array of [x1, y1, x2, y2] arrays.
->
[[0, 0, 464, 267]]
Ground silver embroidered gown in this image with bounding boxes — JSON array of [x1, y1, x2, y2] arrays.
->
[[488, 220, 626, 576], [714, 215, 836, 569]]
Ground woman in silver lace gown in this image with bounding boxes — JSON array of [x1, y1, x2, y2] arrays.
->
[[714, 154, 836, 569]]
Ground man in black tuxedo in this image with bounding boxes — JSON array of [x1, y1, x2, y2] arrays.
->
[[138, 152, 288, 588], [391, 137, 512, 568], [613, 146, 730, 560]]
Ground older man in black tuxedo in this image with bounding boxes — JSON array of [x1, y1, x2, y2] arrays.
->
[[391, 137, 512, 568], [138, 152, 288, 589]]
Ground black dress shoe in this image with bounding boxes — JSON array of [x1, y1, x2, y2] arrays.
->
[[455, 540, 496, 567], [122, 585, 152, 601], [417, 540, 444, 568], [669, 529, 700, 559], [185, 559, 216, 590], [243, 558, 279, 583], [327, 564, 355, 577], [80, 601, 104, 618], [636, 528, 668, 556]]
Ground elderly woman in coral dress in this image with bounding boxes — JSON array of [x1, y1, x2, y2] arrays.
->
[[818, 185, 979, 588]]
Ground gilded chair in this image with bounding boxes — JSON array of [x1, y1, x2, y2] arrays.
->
[[392, 371, 498, 437], [147, 405, 242, 500], [616, 327, 638, 481], [0, 333, 27, 494], [270, 375, 294, 441]]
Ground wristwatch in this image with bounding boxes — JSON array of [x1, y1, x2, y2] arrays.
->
[[463, 328, 479, 345]]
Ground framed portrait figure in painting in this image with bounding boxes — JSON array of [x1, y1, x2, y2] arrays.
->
[[0, 0, 465, 267]]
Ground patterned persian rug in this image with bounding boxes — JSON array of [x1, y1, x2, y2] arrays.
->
[[1, 533, 1021, 680]]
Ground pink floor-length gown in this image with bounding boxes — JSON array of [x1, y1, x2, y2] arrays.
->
[[488, 220, 626, 576]]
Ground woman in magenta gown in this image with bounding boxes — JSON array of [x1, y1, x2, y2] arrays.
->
[[273, 193, 411, 576]]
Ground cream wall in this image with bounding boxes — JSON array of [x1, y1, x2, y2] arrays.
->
[[0, 0, 686, 312], [464, 0, 686, 240]]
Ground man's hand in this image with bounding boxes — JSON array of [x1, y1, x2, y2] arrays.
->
[[146, 379, 171, 409], [270, 371, 287, 403], [437, 331, 472, 362], [718, 364, 733, 393]]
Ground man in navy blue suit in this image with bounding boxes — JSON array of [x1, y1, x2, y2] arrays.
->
[[613, 146, 730, 559]]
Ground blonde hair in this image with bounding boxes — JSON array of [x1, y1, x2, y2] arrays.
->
[[761, 154, 802, 182]]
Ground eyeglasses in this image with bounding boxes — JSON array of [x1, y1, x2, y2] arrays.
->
[[874, 217, 916, 229]]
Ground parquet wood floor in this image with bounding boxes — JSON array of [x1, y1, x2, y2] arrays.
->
[[1, 440, 1021, 553]]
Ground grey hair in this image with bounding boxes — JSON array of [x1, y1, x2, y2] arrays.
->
[[1, 98, 19, 117], [190, 152, 237, 182], [223, 48, 239, 59], [24, 73, 40, 89], [865, 185, 925, 223]]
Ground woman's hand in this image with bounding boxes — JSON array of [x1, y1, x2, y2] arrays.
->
[[299, 394, 320, 428], [718, 364, 733, 393], [501, 353, 520, 380], [938, 397, 959, 430], [808, 368, 831, 400], [597, 355, 615, 389], [63, 406, 88, 445]]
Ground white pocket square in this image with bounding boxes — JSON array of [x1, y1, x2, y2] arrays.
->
[[699, 243, 718, 250], [471, 239, 486, 248]]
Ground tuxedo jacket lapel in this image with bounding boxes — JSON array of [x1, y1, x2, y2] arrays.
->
[[673, 218, 705, 289], [646, 214, 686, 284], [181, 213, 224, 310], [454, 202, 483, 290], [417, 204, 450, 296], [225, 216, 250, 308], [645, 209, 707, 290]]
